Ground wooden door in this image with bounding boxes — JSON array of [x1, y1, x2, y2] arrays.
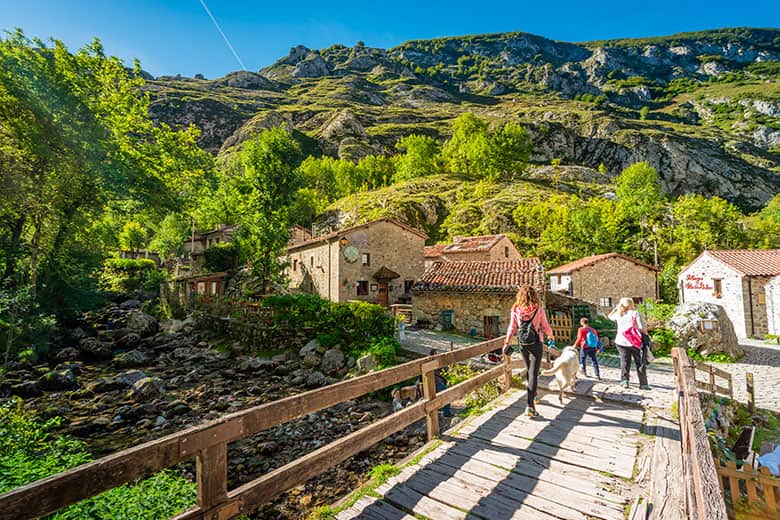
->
[[378, 282, 388, 306]]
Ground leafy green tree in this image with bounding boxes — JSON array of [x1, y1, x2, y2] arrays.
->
[[745, 193, 780, 248], [489, 122, 531, 179], [215, 128, 302, 293], [442, 112, 491, 179], [148, 214, 190, 261], [639, 106, 650, 120], [290, 188, 327, 228], [357, 155, 395, 189], [393, 134, 441, 181], [118, 222, 148, 253]]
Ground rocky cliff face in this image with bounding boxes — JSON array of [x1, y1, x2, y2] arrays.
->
[[146, 28, 780, 209]]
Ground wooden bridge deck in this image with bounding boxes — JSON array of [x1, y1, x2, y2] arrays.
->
[[338, 390, 646, 520]]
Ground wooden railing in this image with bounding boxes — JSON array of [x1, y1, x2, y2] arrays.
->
[[690, 360, 733, 398], [718, 460, 779, 514], [0, 337, 539, 520], [671, 347, 729, 520]]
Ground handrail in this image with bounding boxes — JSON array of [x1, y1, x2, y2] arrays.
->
[[0, 336, 522, 520], [690, 359, 733, 398], [671, 347, 729, 520]]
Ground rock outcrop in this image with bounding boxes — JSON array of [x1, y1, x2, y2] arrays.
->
[[668, 302, 744, 358]]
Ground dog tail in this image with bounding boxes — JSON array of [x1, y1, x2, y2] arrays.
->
[[540, 363, 560, 376]]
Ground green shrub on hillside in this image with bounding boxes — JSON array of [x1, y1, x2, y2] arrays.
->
[[203, 242, 239, 273], [99, 258, 160, 294], [0, 400, 196, 518]]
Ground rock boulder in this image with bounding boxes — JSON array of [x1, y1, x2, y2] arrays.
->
[[78, 338, 113, 360], [321, 348, 345, 375], [668, 302, 744, 358], [126, 311, 158, 338], [128, 377, 165, 401], [38, 369, 78, 391]]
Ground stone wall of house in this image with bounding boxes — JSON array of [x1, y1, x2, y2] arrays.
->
[[572, 257, 657, 312], [742, 276, 771, 338], [766, 276, 780, 336], [441, 236, 522, 263], [678, 253, 747, 337], [286, 221, 425, 304], [336, 221, 425, 304], [412, 292, 515, 337]]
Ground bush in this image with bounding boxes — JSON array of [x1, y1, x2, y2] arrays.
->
[[202, 243, 238, 273], [650, 328, 675, 356], [0, 400, 196, 518], [366, 337, 401, 368], [99, 258, 160, 294]]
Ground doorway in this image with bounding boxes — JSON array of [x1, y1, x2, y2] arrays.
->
[[378, 282, 388, 306], [484, 316, 500, 339]]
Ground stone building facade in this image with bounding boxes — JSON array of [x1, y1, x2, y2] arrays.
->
[[679, 249, 780, 338], [285, 218, 426, 305], [424, 234, 521, 268], [549, 253, 659, 312], [412, 259, 545, 338], [765, 276, 780, 336]]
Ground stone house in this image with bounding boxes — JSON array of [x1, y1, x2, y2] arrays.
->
[[679, 249, 780, 338], [424, 234, 522, 268], [549, 253, 659, 312], [119, 248, 162, 266], [183, 224, 238, 274], [285, 218, 427, 305], [765, 276, 780, 336], [412, 259, 545, 338]]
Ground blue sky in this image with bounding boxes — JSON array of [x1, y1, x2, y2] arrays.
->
[[1, 0, 778, 78]]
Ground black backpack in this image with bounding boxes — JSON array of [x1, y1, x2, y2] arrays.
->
[[516, 307, 540, 346]]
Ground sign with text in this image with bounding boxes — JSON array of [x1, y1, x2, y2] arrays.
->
[[684, 274, 713, 291]]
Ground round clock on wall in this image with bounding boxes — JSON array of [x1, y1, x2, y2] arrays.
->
[[343, 245, 359, 263]]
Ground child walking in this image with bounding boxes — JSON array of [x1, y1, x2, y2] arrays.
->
[[573, 317, 601, 380]]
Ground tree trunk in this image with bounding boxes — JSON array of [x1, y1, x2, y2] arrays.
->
[[2, 216, 26, 281], [28, 214, 43, 302]]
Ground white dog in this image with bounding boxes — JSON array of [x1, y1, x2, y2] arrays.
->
[[541, 346, 579, 403]]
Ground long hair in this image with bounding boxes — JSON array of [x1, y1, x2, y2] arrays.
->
[[514, 285, 541, 309], [617, 297, 635, 316]]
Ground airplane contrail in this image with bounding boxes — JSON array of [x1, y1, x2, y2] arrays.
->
[[198, 0, 248, 71]]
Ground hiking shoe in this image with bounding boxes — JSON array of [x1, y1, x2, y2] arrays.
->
[[525, 406, 540, 418], [620, 380, 630, 388], [596, 375, 602, 381], [640, 384, 652, 390]]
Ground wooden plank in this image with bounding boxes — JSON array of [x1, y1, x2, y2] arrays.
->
[[759, 467, 778, 512], [375, 480, 470, 520], [649, 417, 686, 520], [196, 444, 227, 509], [445, 439, 628, 505], [421, 451, 625, 520], [422, 365, 439, 441], [337, 496, 417, 520], [0, 436, 181, 520], [692, 361, 732, 381], [225, 400, 427, 515], [465, 426, 634, 478]]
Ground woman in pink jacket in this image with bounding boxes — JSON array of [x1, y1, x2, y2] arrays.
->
[[503, 285, 554, 417]]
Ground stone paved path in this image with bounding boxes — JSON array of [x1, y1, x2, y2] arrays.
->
[[402, 330, 780, 412]]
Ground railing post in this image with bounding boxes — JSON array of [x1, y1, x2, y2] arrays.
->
[[502, 353, 513, 391], [196, 444, 228, 511], [747, 373, 755, 414], [709, 365, 715, 394], [421, 363, 439, 441]]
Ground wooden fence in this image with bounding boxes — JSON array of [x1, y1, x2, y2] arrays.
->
[[671, 347, 729, 520], [718, 460, 780, 515], [691, 360, 733, 399], [0, 337, 545, 520], [549, 311, 573, 342]]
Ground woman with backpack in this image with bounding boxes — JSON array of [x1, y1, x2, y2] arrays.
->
[[502, 285, 554, 417], [608, 297, 651, 390]]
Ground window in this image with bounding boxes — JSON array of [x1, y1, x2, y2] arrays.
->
[[632, 297, 644, 305], [210, 281, 218, 295], [504, 246, 509, 258], [361, 253, 370, 266], [356, 280, 368, 296], [599, 297, 612, 307], [197, 282, 206, 295], [713, 279, 722, 298], [404, 279, 414, 293], [310, 256, 314, 267], [758, 292, 766, 305]]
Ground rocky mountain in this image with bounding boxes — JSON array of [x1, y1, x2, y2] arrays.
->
[[147, 28, 780, 209]]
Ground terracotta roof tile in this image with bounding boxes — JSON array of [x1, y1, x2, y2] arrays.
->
[[442, 234, 506, 254], [424, 244, 447, 258], [413, 260, 544, 294], [549, 253, 659, 274], [705, 249, 780, 277]]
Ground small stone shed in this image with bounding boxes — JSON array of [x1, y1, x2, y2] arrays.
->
[[424, 234, 522, 268], [549, 253, 659, 312], [411, 259, 545, 338], [679, 249, 780, 338]]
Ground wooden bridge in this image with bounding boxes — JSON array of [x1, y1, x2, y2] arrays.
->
[[0, 336, 773, 520]]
